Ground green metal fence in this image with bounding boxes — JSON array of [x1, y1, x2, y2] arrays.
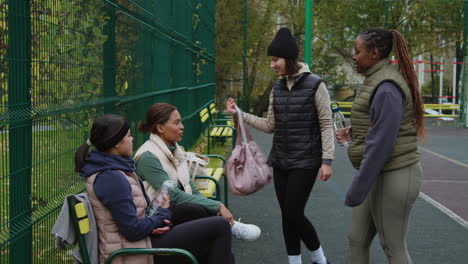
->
[[460, 0, 468, 127], [0, 0, 216, 263]]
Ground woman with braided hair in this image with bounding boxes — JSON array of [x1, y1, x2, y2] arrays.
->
[[336, 28, 424, 263]]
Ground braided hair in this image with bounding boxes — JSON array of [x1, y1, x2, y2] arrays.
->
[[359, 28, 425, 139]]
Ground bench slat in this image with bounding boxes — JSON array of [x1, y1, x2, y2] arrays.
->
[[75, 203, 87, 218], [201, 113, 210, 123], [78, 218, 90, 234]]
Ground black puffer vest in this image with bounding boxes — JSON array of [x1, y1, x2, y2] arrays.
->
[[268, 73, 323, 170]]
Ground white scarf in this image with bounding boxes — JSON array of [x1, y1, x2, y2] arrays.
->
[[134, 133, 192, 195]]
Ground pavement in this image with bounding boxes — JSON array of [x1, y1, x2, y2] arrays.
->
[[228, 125, 468, 264]]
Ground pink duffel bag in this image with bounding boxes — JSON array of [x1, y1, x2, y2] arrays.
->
[[225, 106, 272, 195]]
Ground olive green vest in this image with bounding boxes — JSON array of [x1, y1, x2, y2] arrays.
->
[[348, 58, 420, 171]]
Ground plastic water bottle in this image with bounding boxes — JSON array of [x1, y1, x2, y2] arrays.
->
[[332, 105, 350, 146], [145, 180, 177, 216]]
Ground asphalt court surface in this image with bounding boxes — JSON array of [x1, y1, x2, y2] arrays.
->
[[229, 126, 468, 263], [420, 126, 468, 226]]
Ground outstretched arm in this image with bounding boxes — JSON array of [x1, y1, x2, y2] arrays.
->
[[226, 95, 275, 134]]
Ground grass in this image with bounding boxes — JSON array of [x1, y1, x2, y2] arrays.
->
[[1, 127, 88, 264]]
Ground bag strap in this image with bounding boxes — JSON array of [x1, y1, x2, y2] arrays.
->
[[235, 105, 249, 144]]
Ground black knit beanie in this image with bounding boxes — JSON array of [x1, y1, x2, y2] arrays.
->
[[267, 28, 298, 60]]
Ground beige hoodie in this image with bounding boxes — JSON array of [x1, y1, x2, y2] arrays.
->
[[243, 63, 334, 163]]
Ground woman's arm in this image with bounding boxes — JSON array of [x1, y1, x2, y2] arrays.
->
[[136, 152, 221, 214], [345, 82, 405, 207], [189, 178, 204, 197], [314, 82, 334, 164], [314, 82, 334, 181], [243, 91, 275, 134], [93, 170, 171, 241], [226, 95, 275, 134]]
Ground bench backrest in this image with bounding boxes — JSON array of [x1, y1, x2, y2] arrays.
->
[[67, 196, 92, 264], [199, 108, 211, 124], [209, 103, 216, 116], [66, 196, 199, 264]]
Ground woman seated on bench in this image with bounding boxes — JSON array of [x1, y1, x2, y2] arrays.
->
[[75, 114, 234, 264], [134, 103, 261, 242]]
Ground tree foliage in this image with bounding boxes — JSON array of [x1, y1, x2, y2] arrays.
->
[[216, 0, 464, 105]]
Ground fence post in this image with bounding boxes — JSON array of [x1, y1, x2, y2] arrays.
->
[[419, 55, 424, 86], [135, 0, 155, 147], [460, 0, 468, 127], [304, 0, 313, 67], [384, 0, 389, 28], [242, 0, 248, 111], [453, 58, 457, 104], [8, 0, 33, 263], [439, 58, 444, 113], [103, 4, 116, 114]]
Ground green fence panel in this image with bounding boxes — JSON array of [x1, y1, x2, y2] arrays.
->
[[0, 0, 216, 263], [6, 0, 32, 263]]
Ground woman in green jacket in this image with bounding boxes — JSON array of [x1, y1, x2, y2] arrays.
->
[[337, 28, 424, 264], [135, 102, 261, 242]]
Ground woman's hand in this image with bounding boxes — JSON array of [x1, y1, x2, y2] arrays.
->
[[218, 203, 234, 226], [226, 97, 238, 115], [319, 164, 332, 181], [152, 220, 171, 235], [335, 126, 352, 145]]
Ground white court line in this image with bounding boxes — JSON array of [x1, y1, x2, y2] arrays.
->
[[419, 193, 468, 230], [420, 147, 468, 168], [419, 147, 468, 230], [423, 180, 468, 183]]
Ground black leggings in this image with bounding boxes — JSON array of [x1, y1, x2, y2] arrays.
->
[[170, 202, 215, 225], [151, 216, 235, 264], [274, 167, 321, 255]]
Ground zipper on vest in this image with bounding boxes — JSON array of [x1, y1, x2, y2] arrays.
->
[[285, 93, 290, 153]]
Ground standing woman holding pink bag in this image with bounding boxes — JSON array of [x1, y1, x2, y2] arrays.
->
[[226, 28, 334, 264]]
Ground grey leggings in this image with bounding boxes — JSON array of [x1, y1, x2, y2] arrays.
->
[[347, 162, 422, 264]]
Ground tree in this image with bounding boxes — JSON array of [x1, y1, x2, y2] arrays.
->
[[216, 0, 464, 108], [311, 0, 463, 97], [216, 0, 289, 109]]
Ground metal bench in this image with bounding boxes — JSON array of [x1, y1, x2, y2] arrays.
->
[[194, 154, 229, 207], [199, 106, 236, 153], [67, 196, 198, 264]]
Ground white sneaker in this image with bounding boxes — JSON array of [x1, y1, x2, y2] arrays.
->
[[231, 220, 261, 241]]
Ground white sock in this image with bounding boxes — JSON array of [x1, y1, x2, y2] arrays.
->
[[288, 255, 302, 264], [309, 246, 327, 264]]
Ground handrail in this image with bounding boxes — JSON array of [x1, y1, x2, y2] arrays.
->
[[335, 102, 460, 118], [118, 83, 215, 105], [0, 83, 216, 122], [105, 248, 198, 264], [104, 0, 215, 62]]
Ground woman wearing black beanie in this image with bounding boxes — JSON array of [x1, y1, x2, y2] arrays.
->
[[226, 28, 334, 264]]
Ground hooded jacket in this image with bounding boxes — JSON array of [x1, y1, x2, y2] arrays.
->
[[81, 150, 171, 263]]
